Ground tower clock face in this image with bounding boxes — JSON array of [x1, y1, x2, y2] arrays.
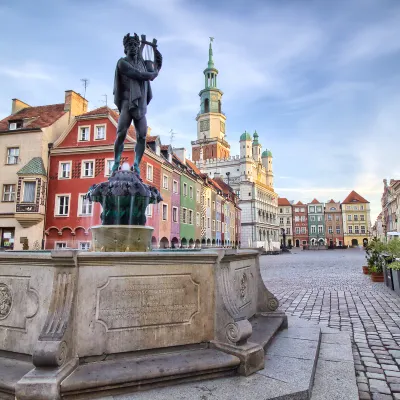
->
[[211, 94, 218, 101], [200, 120, 210, 132]]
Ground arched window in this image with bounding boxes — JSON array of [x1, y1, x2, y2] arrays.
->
[[218, 100, 221, 113], [204, 98, 210, 113]]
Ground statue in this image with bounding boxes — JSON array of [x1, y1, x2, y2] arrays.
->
[[112, 33, 162, 175]]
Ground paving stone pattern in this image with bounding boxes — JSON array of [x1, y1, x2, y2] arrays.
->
[[262, 248, 400, 399]]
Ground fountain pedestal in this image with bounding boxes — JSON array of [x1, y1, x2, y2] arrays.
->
[[91, 225, 153, 252]]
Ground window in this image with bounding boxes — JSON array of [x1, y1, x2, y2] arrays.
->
[[23, 181, 36, 203], [286, 217, 290, 224], [286, 208, 290, 214], [354, 215, 358, 221], [360, 205, 364, 210], [207, 217, 210, 228], [295, 227, 300, 234], [316, 207, 322, 213], [355, 225, 359, 234], [146, 164, 153, 181], [330, 207, 336, 211], [279, 217, 284, 225], [79, 194, 93, 216], [300, 216, 305, 222], [173, 180, 178, 193], [360, 215, 365, 221], [2, 184, 15, 202], [328, 226, 333, 234], [82, 161, 94, 177], [6, 147, 19, 164], [301, 227, 306, 234], [56, 195, 70, 216], [295, 216, 299, 222], [59, 162, 71, 179], [335, 215, 339, 221], [172, 207, 178, 222], [336, 226, 340, 234], [212, 220, 215, 231], [361, 225, 366, 234], [348, 225, 353, 234], [189, 210, 193, 224], [196, 190, 200, 203], [79, 242, 90, 251], [9, 120, 23, 130], [311, 226, 316, 234], [212, 201, 215, 210], [348, 215, 352, 221], [95, 125, 105, 140], [317, 216, 322, 221], [207, 198, 210, 207], [310, 216, 315, 221], [202, 216, 205, 228], [286, 227, 290, 234], [105, 159, 114, 177], [146, 203, 153, 216], [163, 175, 168, 189], [189, 186, 193, 198], [318, 225, 323, 233], [55, 242, 67, 249], [280, 208, 283, 213], [183, 183, 187, 196], [182, 208, 187, 223], [162, 204, 168, 220], [353, 206, 358, 210], [309, 206, 315, 213], [196, 212, 200, 226], [79, 126, 90, 141], [328, 214, 332, 221], [295, 208, 299, 212]]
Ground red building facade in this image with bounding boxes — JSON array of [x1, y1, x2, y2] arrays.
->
[[324, 199, 344, 247], [292, 201, 308, 247]]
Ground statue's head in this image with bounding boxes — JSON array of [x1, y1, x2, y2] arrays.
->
[[123, 33, 140, 57]]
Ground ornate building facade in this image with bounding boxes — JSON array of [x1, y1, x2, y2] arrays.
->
[[193, 40, 279, 248]]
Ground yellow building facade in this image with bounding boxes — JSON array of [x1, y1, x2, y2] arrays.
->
[[341, 190, 371, 247]]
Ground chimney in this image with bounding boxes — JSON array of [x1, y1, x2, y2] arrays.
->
[[12, 99, 30, 115], [383, 179, 388, 188], [390, 179, 395, 185], [173, 147, 186, 164], [64, 90, 88, 122]]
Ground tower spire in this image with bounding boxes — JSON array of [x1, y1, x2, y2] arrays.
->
[[208, 37, 214, 68]]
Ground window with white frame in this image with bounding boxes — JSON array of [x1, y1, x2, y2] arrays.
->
[[348, 215, 352, 221], [95, 125, 106, 140], [295, 207, 299, 212], [335, 215, 340, 221], [300, 216, 305, 222], [355, 225, 359, 234], [316, 207, 322, 213], [189, 186, 193, 198], [82, 161, 94, 177], [105, 159, 114, 177], [173, 180, 178, 193], [286, 217, 290, 224], [295, 216, 299, 222], [6, 147, 19, 165], [146, 164, 153, 181], [311, 225, 316, 234], [196, 189, 200, 203], [79, 242, 91, 251], [79, 126, 90, 141], [286, 227, 290, 234], [189, 209, 193, 224], [207, 217, 210, 228], [301, 227, 306, 234], [212, 219, 215, 231], [162, 203, 168, 220], [309, 206, 315, 213], [182, 208, 187, 223], [295, 227, 300, 234], [146, 203, 153, 216], [55, 242, 67, 249], [361, 225, 366, 234], [172, 206, 178, 222], [279, 208, 283, 213], [212, 201, 215, 210], [183, 183, 187, 196], [2, 184, 15, 202], [279, 217, 284, 224], [59, 162, 71, 179], [328, 226, 333, 234], [354, 215, 358, 221], [163, 175, 168, 189], [328, 214, 332, 221], [360, 215, 365, 221], [348, 225, 353, 233], [353, 205, 358, 210], [317, 216, 322, 221], [310, 216, 315, 221], [360, 205, 364, 210], [336, 226, 340, 234], [318, 225, 323, 233], [202, 216, 205, 228], [78, 194, 93, 216], [23, 181, 36, 203], [196, 212, 200, 226], [56, 195, 70, 216], [301, 208, 305, 212]]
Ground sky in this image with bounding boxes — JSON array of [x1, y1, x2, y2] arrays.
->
[[1, 0, 400, 223]]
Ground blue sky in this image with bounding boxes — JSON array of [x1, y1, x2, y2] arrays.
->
[[1, 0, 400, 222]]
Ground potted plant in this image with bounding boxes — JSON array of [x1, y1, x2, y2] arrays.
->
[[365, 239, 386, 283], [384, 239, 400, 292], [387, 261, 400, 296]]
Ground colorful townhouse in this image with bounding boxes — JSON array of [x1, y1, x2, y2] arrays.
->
[[308, 199, 325, 245], [0, 90, 87, 250], [278, 198, 293, 247], [324, 199, 344, 247], [341, 190, 371, 247], [292, 201, 308, 247]]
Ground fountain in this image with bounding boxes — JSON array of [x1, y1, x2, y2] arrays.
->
[[0, 33, 287, 400]]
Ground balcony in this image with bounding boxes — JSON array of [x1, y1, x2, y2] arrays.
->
[[15, 204, 44, 227]]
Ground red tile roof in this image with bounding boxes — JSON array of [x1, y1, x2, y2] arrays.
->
[[146, 135, 158, 143], [342, 190, 369, 204], [213, 177, 234, 194], [295, 201, 304, 205], [278, 198, 291, 206], [310, 198, 320, 204], [185, 159, 203, 176], [161, 144, 170, 151], [326, 199, 336, 203], [0, 103, 66, 131]]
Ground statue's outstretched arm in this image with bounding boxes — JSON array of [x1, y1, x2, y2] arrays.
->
[[119, 59, 156, 81]]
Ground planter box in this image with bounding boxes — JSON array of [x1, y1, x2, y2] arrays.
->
[[371, 272, 384, 283], [392, 270, 400, 296]]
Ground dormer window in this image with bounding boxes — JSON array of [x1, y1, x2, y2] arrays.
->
[[9, 120, 23, 130], [78, 126, 90, 142]]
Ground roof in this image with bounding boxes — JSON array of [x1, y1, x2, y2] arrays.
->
[[253, 130, 259, 145], [146, 135, 158, 143], [240, 131, 252, 141], [185, 159, 203, 176], [342, 190, 369, 204], [17, 157, 46, 176], [295, 201, 304, 205], [0, 103, 66, 131], [310, 198, 320, 204], [213, 177, 234, 195], [261, 149, 272, 157], [326, 199, 336, 203], [278, 198, 291, 206], [161, 144, 171, 151]]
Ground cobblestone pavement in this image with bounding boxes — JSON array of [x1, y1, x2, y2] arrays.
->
[[261, 248, 400, 400]]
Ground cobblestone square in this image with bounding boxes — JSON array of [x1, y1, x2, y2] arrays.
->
[[262, 248, 400, 399]]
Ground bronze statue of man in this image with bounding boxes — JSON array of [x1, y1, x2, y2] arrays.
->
[[112, 33, 161, 175]]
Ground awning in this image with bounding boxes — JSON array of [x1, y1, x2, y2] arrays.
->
[[387, 232, 400, 236]]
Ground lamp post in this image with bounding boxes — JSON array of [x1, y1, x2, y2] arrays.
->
[[281, 227, 290, 253]]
